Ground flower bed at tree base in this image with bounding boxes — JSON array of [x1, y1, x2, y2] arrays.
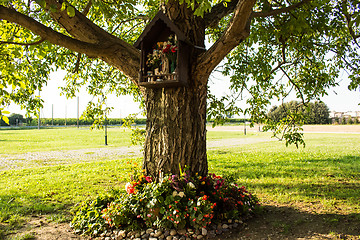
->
[[70, 169, 260, 240]]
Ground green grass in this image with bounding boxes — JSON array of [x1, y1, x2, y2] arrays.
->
[[208, 133, 360, 213], [0, 127, 255, 154], [0, 128, 359, 238], [0, 127, 133, 154]]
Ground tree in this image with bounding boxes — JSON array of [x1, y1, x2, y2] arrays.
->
[[8, 113, 25, 125], [1, 0, 360, 178], [306, 101, 330, 124], [268, 101, 330, 124]]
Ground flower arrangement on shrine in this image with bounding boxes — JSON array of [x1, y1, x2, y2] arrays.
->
[[146, 35, 178, 77]]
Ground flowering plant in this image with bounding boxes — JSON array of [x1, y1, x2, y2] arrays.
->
[[146, 35, 178, 72], [99, 166, 259, 233], [71, 163, 259, 237]]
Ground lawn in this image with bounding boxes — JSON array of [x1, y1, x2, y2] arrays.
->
[[0, 126, 261, 154], [0, 127, 132, 154], [208, 133, 360, 214], [0, 128, 359, 239]]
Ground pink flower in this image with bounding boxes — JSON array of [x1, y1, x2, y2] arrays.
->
[[145, 176, 152, 183]]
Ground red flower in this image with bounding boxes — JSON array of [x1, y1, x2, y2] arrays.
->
[[145, 176, 152, 183], [163, 45, 171, 53], [125, 183, 135, 194], [171, 46, 177, 53]]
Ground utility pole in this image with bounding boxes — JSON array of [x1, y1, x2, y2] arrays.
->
[[38, 89, 40, 130], [244, 115, 246, 136], [105, 115, 108, 146], [77, 96, 79, 128]]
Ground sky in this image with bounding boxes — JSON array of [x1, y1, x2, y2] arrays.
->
[[8, 68, 360, 119]]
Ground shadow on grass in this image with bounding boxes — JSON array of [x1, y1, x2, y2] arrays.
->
[[227, 205, 360, 239], [210, 154, 360, 238], [0, 194, 67, 222], [211, 154, 360, 201]]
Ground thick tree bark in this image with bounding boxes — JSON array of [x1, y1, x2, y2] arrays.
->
[[143, 1, 209, 178], [143, 82, 208, 178]]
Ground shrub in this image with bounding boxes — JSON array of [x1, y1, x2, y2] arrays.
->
[[70, 189, 121, 236], [71, 168, 259, 237]]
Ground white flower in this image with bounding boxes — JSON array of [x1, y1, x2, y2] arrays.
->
[[188, 182, 195, 189], [178, 192, 185, 198], [172, 191, 178, 197], [125, 182, 131, 191]]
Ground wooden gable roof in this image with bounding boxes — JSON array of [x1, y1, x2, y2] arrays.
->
[[134, 11, 189, 49]]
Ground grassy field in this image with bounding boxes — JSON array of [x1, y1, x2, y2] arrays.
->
[[0, 127, 359, 239], [0, 127, 261, 154], [0, 127, 133, 154], [208, 133, 360, 213]]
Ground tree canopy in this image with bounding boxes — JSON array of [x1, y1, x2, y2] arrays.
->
[[0, 0, 359, 142]]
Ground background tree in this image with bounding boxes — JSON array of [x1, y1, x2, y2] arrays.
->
[[1, 0, 360, 178], [306, 101, 330, 124], [268, 100, 330, 125], [8, 113, 25, 125]]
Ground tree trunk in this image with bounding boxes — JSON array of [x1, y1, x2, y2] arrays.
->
[[143, 1, 208, 179], [143, 80, 208, 178]]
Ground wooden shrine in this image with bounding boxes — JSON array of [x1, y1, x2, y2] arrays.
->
[[134, 11, 191, 88]]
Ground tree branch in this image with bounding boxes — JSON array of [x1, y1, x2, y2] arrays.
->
[[0, 4, 140, 84], [0, 5, 106, 57], [251, 0, 311, 18], [204, 0, 240, 28], [0, 38, 45, 46], [195, 0, 256, 81], [42, 0, 140, 83], [82, 0, 92, 15], [280, 66, 306, 103]]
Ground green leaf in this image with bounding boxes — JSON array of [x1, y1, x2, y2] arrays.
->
[[19, 81, 26, 89], [2, 116, 9, 125], [35, 0, 46, 8], [66, 6, 76, 17], [61, 2, 67, 11]]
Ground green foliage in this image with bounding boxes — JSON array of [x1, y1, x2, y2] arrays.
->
[[121, 114, 146, 146], [263, 109, 306, 148], [261, 100, 331, 147], [268, 101, 330, 125], [212, 0, 360, 146], [72, 167, 259, 236], [70, 190, 121, 236]]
